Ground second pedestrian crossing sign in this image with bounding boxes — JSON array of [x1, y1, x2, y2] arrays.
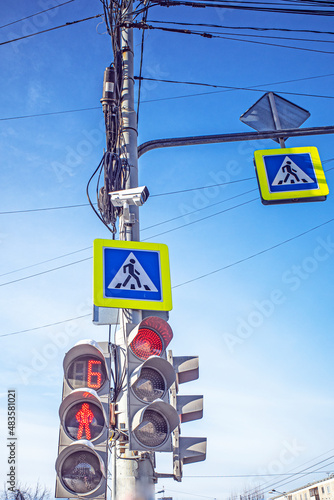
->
[[254, 146, 329, 205], [93, 239, 172, 311]]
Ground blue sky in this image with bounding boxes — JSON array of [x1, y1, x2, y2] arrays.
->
[[1, 1, 334, 499]]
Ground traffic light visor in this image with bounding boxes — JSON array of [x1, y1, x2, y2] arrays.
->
[[129, 317, 173, 360], [131, 400, 179, 450]]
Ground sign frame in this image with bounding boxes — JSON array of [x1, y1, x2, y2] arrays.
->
[[93, 239, 172, 311], [254, 146, 329, 205]]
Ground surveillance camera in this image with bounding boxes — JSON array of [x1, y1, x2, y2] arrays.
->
[[109, 186, 150, 207]]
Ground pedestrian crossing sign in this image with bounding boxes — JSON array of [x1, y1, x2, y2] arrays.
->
[[254, 146, 329, 205], [93, 239, 172, 311]]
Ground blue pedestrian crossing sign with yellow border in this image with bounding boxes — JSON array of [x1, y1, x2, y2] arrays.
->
[[93, 239, 172, 311], [254, 146, 329, 205]]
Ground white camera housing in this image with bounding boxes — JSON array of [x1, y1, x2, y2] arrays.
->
[[109, 186, 149, 207]]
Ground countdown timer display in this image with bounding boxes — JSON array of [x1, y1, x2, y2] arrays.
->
[[66, 355, 107, 390]]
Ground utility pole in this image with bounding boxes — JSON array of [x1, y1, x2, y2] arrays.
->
[[111, 3, 156, 499]]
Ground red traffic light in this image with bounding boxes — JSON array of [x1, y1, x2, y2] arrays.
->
[[129, 317, 173, 360]]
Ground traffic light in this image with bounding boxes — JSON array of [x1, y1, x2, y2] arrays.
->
[[167, 352, 207, 482], [126, 316, 180, 452], [55, 340, 110, 499]]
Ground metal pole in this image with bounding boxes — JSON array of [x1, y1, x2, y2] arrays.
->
[[137, 125, 334, 158], [113, 3, 155, 499]]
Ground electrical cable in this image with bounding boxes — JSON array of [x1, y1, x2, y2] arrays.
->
[[149, 178, 255, 197], [136, 1, 150, 123], [143, 197, 257, 240], [142, 189, 258, 231], [0, 314, 90, 338], [135, 75, 334, 99], [154, 0, 334, 16], [1, 71, 333, 124], [0, 0, 77, 30], [2, 214, 334, 337], [0, 107, 100, 121], [172, 216, 334, 289], [129, 22, 334, 55], [0, 246, 92, 278], [0, 202, 92, 214], [1, 163, 333, 285], [86, 154, 116, 235], [0, 14, 103, 47], [0, 257, 92, 287], [147, 18, 334, 36]]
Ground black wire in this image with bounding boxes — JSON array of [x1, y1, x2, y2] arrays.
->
[[0, 107, 100, 121], [0, 257, 92, 287], [136, 1, 150, 123], [0, 0, 77, 30], [150, 177, 255, 197], [2, 214, 334, 338], [155, 0, 334, 15], [1, 71, 334, 124], [246, 453, 334, 497], [150, 27, 334, 44], [147, 18, 334, 35], [0, 14, 103, 47], [0, 314, 90, 338], [142, 189, 258, 231], [0, 246, 92, 278], [0, 163, 333, 279], [0, 202, 92, 214], [143, 197, 257, 241], [135, 76, 334, 99], [86, 154, 115, 234], [172, 217, 334, 289], [130, 22, 334, 55]]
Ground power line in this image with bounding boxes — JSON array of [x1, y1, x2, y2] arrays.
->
[[0, 257, 92, 287], [0, 0, 76, 30], [135, 75, 334, 99], [0, 162, 332, 217], [129, 22, 334, 55], [184, 472, 334, 478], [152, 27, 334, 45], [0, 72, 333, 124], [173, 217, 334, 289], [150, 177, 255, 197], [0, 190, 256, 280], [0, 247, 92, 278], [147, 18, 334, 36], [0, 202, 92, 215], [0, 106, 100, 121], [0, 178, 254, 215], [0, 14, 103, 47], [0, 314, 90, 338], [143, 197, 257, 240], [1, 164, 333, 281], [2, 215, 334, 336], [251, 457, 334, 498], [154, 0, 334, 16], [142, 189, 257, 230]]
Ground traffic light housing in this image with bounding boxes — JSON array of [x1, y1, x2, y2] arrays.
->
[[168, 352, 207, 481], [126, 316, 180, 452], [55, 340, 110, 499]]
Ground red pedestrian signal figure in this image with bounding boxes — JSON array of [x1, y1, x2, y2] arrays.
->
[[76, 403, 94, 440]]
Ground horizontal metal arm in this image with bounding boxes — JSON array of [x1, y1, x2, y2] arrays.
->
[[138, 125, 334, 158]]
